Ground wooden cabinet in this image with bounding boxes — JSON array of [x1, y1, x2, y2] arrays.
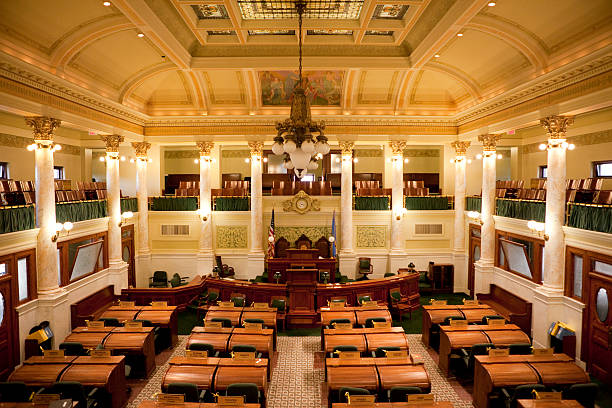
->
[[429, 263, 454, 293]]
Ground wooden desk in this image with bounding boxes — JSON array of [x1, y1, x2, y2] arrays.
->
[[332, 403, 453, 408], [518, 401, 583, 408], [461, 308, 497, 324], [327, 365, 379, 392], [240, 310, 277, 329], [162, 363, 216, 391], [214, 366, 267, 392], [324, 333, 367, 353], [421, 304, 495, 347], [483, 329, 530, 346], [0, 403, 77, 407], [320, 310, 357, 326], [23, 356, 78, 364], [205, 308, 243, 327], [64, 329, 112, 349], [103, 327, 155, 378], [473, 354, 588, 408], [136, 306, 178, 347], [186, 331, 232, 353], [355, 309, 392, 327], [229, 329, 274, 357], [99, 307, 140, 323], [377, 364, 430, 392], [138, 402, 260, 408], [8, 363, 69, 387], [365, 332, 409, 353], [267, 257, 336, 283], [61, 356, 127, 408]]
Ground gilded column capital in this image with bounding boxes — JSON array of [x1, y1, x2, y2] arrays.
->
[[389, 140, 407, 156], [196, 141, 214, 157], [541, 115, 574, 140], [339, 140, 355, 155], [101, 134, 124, 154], [478, 134, 502, 152], [131, 141, 151, 158], [451, 140, 471, 156], [248, 141, 264, 157], [25, 116, 61, 142]]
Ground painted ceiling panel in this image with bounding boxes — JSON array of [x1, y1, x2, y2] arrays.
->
[[135, 71, 190, 104], [436, 29, 528, 88], [356, 70, 399, 105], [203, 71, 247, 105], [412, 70, 466, 105], [482, 0, 612, 51], [70, 30, 165, 89], [0, 0, 116, 52]]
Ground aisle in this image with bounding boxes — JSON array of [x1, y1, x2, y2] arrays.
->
[[267, 336, 325, 407]]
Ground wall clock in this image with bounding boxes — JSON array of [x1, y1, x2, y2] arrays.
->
[[282, 190, 321, 214]]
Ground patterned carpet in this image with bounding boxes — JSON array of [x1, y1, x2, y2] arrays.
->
[[129, 334, 474, 407]]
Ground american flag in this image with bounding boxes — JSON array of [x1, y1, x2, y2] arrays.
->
[[267, 209, 275, 258]]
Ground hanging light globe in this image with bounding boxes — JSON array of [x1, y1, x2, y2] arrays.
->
[[284, 160, 294, 170], [272, 142, 284, 155], [301, 139, 315, 154], [284, 139, 296, 153], [307, 160, 319, 170], [291, 149, 310, 170], [315, 140, 330, 155]]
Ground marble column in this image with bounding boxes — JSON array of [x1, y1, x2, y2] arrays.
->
[[132, 141, 151, 287], [339, 141, 356, 277], [541, 116, 574, 291], [247, 141, 265, 278], [451, 141, 470, 293], [26, 117, 61, 295], [388, 140, 406, 275], [101, 135, 124, 265], [197, 141, 215, 275], [478, 134, 501, 266]]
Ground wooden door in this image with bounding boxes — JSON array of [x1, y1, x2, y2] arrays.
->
[[586, 271, 612, 384], [121, 225, 135, 287], [0, 256, 17, 380], [468, 225, 481, 298]]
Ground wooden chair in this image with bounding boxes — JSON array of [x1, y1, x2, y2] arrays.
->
[[275, 237, 290, 258], [215, 255, 235, 278], [315, 236, 330, 258], [295, 234, 312, 250], [389, 287, 420, 320]]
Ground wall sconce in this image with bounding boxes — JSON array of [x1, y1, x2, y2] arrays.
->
[[118, 211, 133, 227], [527, 220, 549, 240], [467, 211, 484, 225], [475, 153, 502, 160], [195, 156, 215, 164], [27, 141, 62, 152], [394, 207, 408, 220], [539, 140, 575, 151], [196, 208, 209, 222], [52, 221, 73, 242], [450, 156, 472, 164]]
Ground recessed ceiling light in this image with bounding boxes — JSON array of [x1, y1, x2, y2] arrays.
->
[[487, 2, 496, 6], [434, 54, 440, 58], [103, 1, 111, 6], [137, 33, 144, 38], [457, 33, 463, 37]]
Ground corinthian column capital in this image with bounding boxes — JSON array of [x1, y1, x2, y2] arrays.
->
[[451, 140, 471, 156], [540, 115, 574, 140], [101, 135, 124, 153], [339, 140, 355, 155], [248, 141, 264, 157], [131, 141, 151, 159], [25, 116, 61, 142], [478, 134, 502, 152], [196, 141, 214, 157], [389, 140, 407, 156]]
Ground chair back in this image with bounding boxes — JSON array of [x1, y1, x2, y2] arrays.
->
[[98, 317, 121, 327], [508, 343, 532, 355], [389, 386, 422, 402], [167, 382, 200, 403], [232, 344, 257, 353], [329, 318, 351, 328], [442, 316, 465, 326], [270, 298, 286, 312], [481, 315, 506, 325], [338, 387, 370, 403], [275, 237, 290, 258], [153, 270, 168, 282], [211, 317, 232, 328], [226, 383, 259, 404], [374, 346, 400, 358], [513, 384, 546, 401], [188, 343, 215, 354], [332, 345, 358, 357], [562, 383, 598, 408], [133, 319, 154, 327], [59, 342, 86, 356], [365, 317, 386, 328], [0, 382, 31, 402], [46, 381, 87, 407]]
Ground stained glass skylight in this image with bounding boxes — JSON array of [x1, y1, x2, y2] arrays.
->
[[237, 0, 364, 19]]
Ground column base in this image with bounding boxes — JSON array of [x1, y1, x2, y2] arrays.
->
[[197, 250, 215, 277], [246, 251, 265, 281], [531, 287, 567, 348], [474, 260, 494, 295], [452, 251, 468, 294], [135, 251, 152, 288], [338, 251, 356, 279], [388, 250, 407, 276], [107, 260, 129, 294]]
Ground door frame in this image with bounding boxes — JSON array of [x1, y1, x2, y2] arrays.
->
[[468, 223, 481, 298], [121, 224, 136, 287], [0, 254, 20, 380]]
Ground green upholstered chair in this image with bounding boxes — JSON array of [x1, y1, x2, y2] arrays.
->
[[331, 345, 358, 358], [327, 318, 352, 329], [482, 315, 506, 325], [357, 295, 372, 305], [562, 383, 598, 408], [211, 317, 232, 328], [364, 317, 386, 328], [373, 346, 400, 358], [226, 383, 260, 404], [501, 384, 546, 408], [460, 343, 495, 375], [44, 381, 102, 408], [98, 317, 121, 327], [508, 343, 532, 355], [0, 382, 33, 402], [388, 386, 422, 402], [339, 387, 371, 403], [149, 270, 168, 288], [358, 258, 373, 279], [167, 382, 206, 403], [232, 344, 262, 359], [59, 342, 86, 356], [188, 342, 219, 357]]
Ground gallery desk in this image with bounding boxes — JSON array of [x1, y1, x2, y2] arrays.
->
[[438, 324, 530, 376], [421, 304, 496, 348], [473, 354, 589, 408]]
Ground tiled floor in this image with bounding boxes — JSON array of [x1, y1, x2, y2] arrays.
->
[[128, 334, 475, 407]]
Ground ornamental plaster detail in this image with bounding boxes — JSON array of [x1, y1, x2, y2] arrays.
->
[[196, 141, 214, 157], [478, 134, 502, 151], [0, 133, 81, 155], [131, 141, 151, 158], [248, 141, 264, 156], [275, 226, 332, 245], [24, 116, 61, 141], [540, 115, 574, 140], [101, 134, 124, 153], [389, 140, 407, 155], [339, 140, 355, 155], [451, 140, 471, 156], [356, 225, 386, 248], [216, 226, 248, 248], [521, 129, 612, 154]]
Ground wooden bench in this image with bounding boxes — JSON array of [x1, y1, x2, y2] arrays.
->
[[70, 285, 117, 329], [476, 284, 532, 336]]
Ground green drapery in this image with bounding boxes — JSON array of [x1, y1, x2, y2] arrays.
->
[[56, 200, 107, 223], [568, 204, 612, 234], [495, 199, 545, 222], [466, 196, 482, 212], [354, 196, 390, 210], [120, 198, 138, 213], [150, 196, 198, 211], [404, 196, 450, 210], [0, 205, 35, 234], [214, 197, 249, 211]]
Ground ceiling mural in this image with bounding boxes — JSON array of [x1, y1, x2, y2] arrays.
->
[[237, 0, 364, 19], [191, 5, 229, 19], [260, 71, 344, 106], [372, 4, 409, 19]]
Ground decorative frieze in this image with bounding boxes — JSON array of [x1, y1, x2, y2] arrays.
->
[[216, 226, 248, 248], [389, 140, 407, 156], [356, 225, 386, 248], [248, 141, 264, 157], [540, 115, 574, 140], [25, 116, 60, 142]]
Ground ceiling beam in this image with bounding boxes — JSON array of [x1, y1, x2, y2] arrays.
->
[[111, 0, 192, 69]]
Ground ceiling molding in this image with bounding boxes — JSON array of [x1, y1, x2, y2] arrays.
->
[[118, 62, 178, 104], [424, 61, 482, 102]]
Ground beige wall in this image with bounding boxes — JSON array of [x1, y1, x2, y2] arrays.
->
[[221, 149, 251, 179], [165, 157, 200, 174]]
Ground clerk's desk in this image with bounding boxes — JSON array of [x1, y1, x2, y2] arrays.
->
[[267, 248, 336, 283], [8, 355, 127, 408]]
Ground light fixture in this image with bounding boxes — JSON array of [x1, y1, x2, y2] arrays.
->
[[99, 156, 105, 162], [103, 1, 111, 5], [129, 158, 135, 163], [120, 156, 126, 162], [457, 33, 463, 37], [434, 54, 440, 58], [196, 208, 209, 222], [268, 235, 275, 243], [404, 158, 409, 163], [497, 153, 503, 159], [26, 141, 62, 152], [335, 157, 340, 163], [353, 158, 359, 163], [194, 159, 199, 164], [245, 158, 250, 163], [263, 157, 268, 163], [328, 236, 335, 243], [51, 221, 73, 242], [137, 33, 144, 38], [527, 220, 549, 240], [395, 207, 408, 220], [118, 211, 133, 227], [539, 140, 575, 151], [467, 211, 483, 225], [271, 1, 329, 179], [476, 153, 483, 160], [487, 1, 496, 6]]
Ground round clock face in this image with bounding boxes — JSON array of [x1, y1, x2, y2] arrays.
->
[[296, 198, 308, 211]]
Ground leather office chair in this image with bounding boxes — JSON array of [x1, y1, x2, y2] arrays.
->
[[357, 258, 373, 280], [169, 273, 187, 287], [482, 315, 506, 325], [149, 270, 168, 288], [501, 384, 546, 408], [59, 342, 86, 356], [327, 318, 352, 330], [364, 317, 386, 328], [43, 381, 103, 408], [459, 343, 495, 376], [226, 383, 260, 404], [211, 317, 232, 328], [330, 345, 358, 358], [270, 297, 287, 331], [231, 344, 262, 359], [0, 382, 32, 402], [508, 343, 532, 355], [98, 317, 121, 327], [167, 382, 206, 403], [357, 295, 372, 305], [230, 294, 246, 307], [215, 256, 235, 278], [388, 386, 422, 402], [188, 342, 219, 357], [562, 383, 598, 408], [339, 387, 371, 403], [373, 346, 400, 358]]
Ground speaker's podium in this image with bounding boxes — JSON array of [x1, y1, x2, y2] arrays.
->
[[286, 266, 318, 327], [267, 248, 336, 283]]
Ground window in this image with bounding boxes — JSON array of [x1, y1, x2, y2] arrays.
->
[[0, 162, 8, 179], [496, 230, 543, 284], [330, 153, 342, 174], [0, 250, 36, 304], [17, 257, 28, 301], [53, 166, 64, 180], [538, 165, 547, 178], [593, 160, 612, 178], [265, 153, 287, 174], [565, 247, 612, 301], [57, 232, 108, 286]]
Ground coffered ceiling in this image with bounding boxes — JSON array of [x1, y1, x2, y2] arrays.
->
[[0, 0, 610, 121]]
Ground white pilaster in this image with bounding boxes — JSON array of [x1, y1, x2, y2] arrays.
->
[[339, 141, 355, 277], [197, 142, 214, 275], [27, 117, 61, 295], [451, 141, 470, 293], [248, 141, 264, 277], [101, 135, 125, 271], [389, 140, 406, 274], [133, 142, 151, 287]]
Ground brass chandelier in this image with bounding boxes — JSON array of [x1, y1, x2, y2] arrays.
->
[[271, 0, 330, 179]]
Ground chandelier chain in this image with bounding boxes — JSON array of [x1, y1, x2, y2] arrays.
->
[[297, 1, 305, 87]]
